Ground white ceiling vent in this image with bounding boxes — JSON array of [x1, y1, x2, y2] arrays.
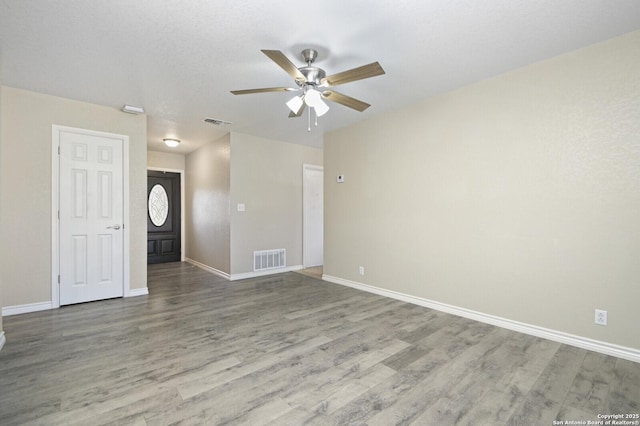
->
[[203, 117, 232, 126]]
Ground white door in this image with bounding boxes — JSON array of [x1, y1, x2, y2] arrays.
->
[[303, 165, 324, 267], [59, 129, 124, 305]]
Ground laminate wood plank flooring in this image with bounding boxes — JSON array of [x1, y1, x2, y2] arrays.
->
[[295, 267, 323, 280], [0, 262, 638, 425]]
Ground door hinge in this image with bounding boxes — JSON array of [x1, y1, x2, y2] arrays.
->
[[58, 275, 60, 284], [58, 145, 60, 155]]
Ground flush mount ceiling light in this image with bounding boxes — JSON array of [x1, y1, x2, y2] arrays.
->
[[231, 48, 385, 132], [163, 138, 180, 148], [121, 104, 145, 114]]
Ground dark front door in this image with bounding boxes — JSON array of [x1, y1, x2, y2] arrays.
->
[[147, 171, 181, 264]]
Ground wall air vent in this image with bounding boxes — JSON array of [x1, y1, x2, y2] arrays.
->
[[203, 117, 232, 125], [253, 249, 286, 272]]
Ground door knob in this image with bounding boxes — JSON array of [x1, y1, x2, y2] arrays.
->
[[107, 224, 121, 230]]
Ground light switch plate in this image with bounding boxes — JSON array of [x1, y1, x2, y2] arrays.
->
[[237, 203, 245, 212], [337, 174, 345, 183]]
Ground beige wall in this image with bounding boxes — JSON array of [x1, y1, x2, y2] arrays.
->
[[184, 132, 322, 276], [148, 150, 186, 171], [230, 133, 323, 275], [185, 133, 231, 274], [324, 31, 640, 350], [0, 87, 148, 307], [0, 65, 3, 340]]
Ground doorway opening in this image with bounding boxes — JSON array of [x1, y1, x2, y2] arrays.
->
[[302, 164, 324, 276], [147, 170, 182, 264]]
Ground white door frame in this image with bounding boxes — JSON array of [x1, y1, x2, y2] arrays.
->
[[302, 164, 324, 268], [147, 167, 186, 262], [51, 125, 131, 308]]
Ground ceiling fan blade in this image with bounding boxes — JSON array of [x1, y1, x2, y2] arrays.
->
[[321, 62, 385, 87], [230, 87, 296, 95], [288, 95, 306, 118], [322, 90, 370, 112], [261, 50, 307, 83]]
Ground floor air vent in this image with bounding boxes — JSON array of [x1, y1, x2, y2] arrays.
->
[[253, 249, 286, 272]]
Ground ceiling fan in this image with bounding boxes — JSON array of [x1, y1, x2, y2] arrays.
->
[[231, 49, 385, 130]]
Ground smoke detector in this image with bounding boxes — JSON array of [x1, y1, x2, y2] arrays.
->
[[121, 104, 145, 114]]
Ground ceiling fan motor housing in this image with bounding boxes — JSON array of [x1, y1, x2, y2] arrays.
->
[[298, 66, 326, 86], [296, 48, 325, 86]]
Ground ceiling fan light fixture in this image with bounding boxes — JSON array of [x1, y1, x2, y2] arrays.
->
[[233, 48, 384, 128], [304, 88, 322, 107], [286, 95, 304, 113], [314, 98, 330, 117], [163, 138, 180, 148]]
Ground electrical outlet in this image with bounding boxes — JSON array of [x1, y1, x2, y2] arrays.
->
[[358, 266, 365, 275], [595, 309, 608, 326]]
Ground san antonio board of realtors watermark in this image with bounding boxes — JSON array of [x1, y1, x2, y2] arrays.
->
[[554, 413, 640, 425]]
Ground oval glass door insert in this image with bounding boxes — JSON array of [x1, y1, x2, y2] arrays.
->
[[148, 184, 169, 227]]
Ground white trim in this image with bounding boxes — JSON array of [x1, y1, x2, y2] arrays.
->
[[52, 125, 131, 308], [147, 167, 186, 262], [231, 265, 303, 281], [185, 258, 304, 281], [185, 258, 231, 280], [0, 332, 5, 352], [0, 290, 148, 316], [302, 164, 324, 268], [51, 127, 60, 308], [126, 287, 149, 297], [2, 301, 53, 316], [323, 274, 640, 364], [123, 134, 131, 301]]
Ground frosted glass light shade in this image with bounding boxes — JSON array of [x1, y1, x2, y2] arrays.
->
[[314, 99, 329, 116], [286, 95, 304, 113], [304, 88, 329, 117], [304, 89, 322, 107]]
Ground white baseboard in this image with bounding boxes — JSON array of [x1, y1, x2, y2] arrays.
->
[[0, 332, 5, 352], [185, 258, 231, 280], [185, 258, 303, 281], [126, 287, 149, 297], [2, 301, 53, 316], [323, 274, 640, 364], [231, 265, 303, 281], [2, 287, 147, 314]]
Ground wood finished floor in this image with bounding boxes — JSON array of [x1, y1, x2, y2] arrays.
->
[[0, 262, 638, 425], [295, 267, 323, 280]]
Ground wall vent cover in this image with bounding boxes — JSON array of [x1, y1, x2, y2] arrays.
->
[[203, 117, 232, 125], [254, 249, 286, 272]]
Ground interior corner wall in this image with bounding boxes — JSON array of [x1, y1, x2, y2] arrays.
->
[[147, 150, 186, 171], [0, 65, 4, 342], [0, 87, 148, 308], [185, 133, 231, 274], [324, 31, 640, 351], [229, 132, 323, 275]]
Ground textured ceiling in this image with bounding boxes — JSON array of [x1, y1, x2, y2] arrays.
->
[[1, 1, 639, 154]]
